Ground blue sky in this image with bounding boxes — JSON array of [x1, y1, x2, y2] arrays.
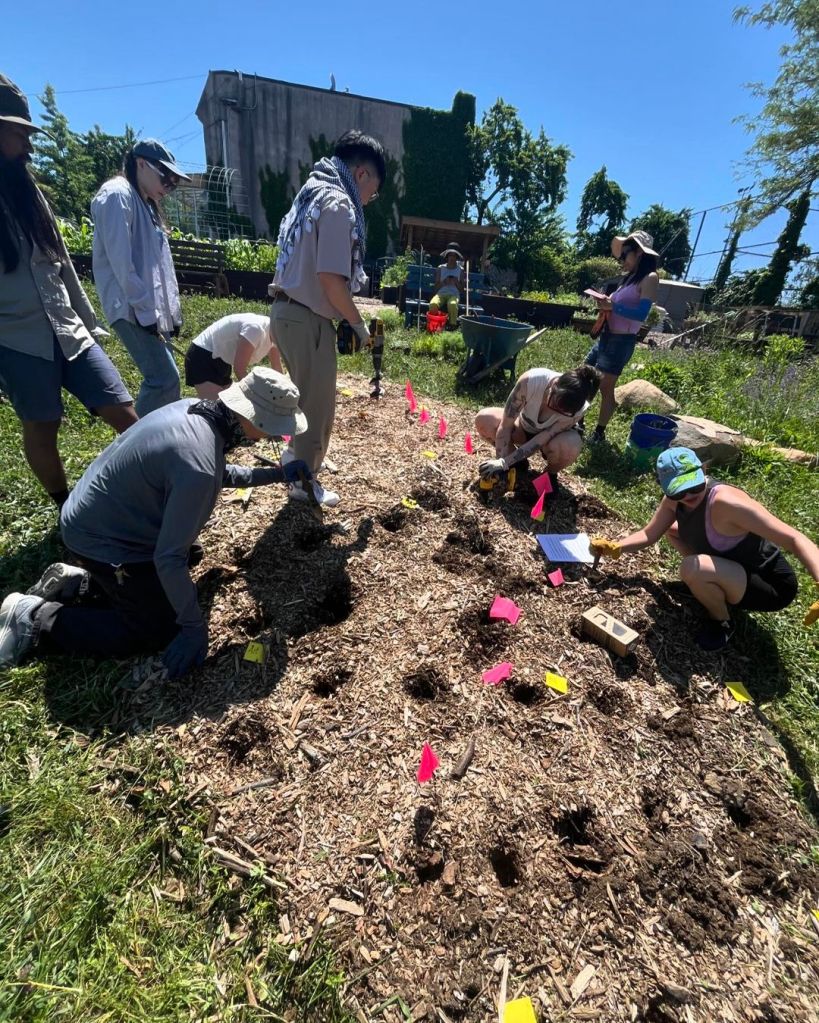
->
[[4, 0, 814, 288]]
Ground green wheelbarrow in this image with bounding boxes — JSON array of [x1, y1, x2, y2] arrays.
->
[[456, 315, 547, 384]]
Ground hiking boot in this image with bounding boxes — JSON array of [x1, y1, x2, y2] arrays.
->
[[587, 426, 606, 446], [289, 479, 340, 508], [188, 541, 204, 568], [695, 618, 733, 652], [26, 563, 90, 603], [0, 593, 44, 667]]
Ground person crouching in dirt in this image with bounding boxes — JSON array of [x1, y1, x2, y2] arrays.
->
[[588, 447, 819, 651], [0, 368, 312, 679], [474, 365, 602, 492]]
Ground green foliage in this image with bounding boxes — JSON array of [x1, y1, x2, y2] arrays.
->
[[408, 329, 466, 362], [638, 360, 688, 399], [57, 216, 94, 255], [464, 98, 572, 288], [763, 331, 806, 365], [259, 164, 293, 237], [576, 166, 629, 257], [570, 256, 620, 292], [222, 238, 279, 272], [362, 151, 401, 260], [751, 188, 812, 305], [375, 307, 404, 331], [380, 249, 413, 287], [629, 204, 692, 278], [519, 289, 581, 306], [718, 268, 769, 305], [402, 93, 475, 223], [711, 198, 752, 296], [733, 0, 819, 225]]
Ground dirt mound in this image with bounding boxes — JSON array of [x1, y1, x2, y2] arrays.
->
[[134, 377, 818, 1022]]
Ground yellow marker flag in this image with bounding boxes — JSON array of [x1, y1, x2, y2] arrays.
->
[[244, 641, 267, 664], [504, 998, 537, 1023], [401, 498, 418, 509], [726, 681, 752, 703], [421, 450, 438, 459], [810, 908, 819, 922], [227, 488, 252, 505], [339, 387, 354, 397], [544, 671, 568, 694]]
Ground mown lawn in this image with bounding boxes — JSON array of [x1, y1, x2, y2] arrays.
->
[[1, 290, 817, 1020]]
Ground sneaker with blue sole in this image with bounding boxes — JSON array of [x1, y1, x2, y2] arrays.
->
[[0, 593, 44, 667]]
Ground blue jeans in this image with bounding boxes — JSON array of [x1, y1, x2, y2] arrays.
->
[[585, 329, 637, 377], [112, 319, 180, 417]]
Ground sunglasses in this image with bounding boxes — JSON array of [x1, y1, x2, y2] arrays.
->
[[145, 161, 179, 192], [667, 482, 706, 501]]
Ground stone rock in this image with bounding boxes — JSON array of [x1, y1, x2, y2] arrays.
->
[[669, 415, 745, 466], [740, 438, 819, 469], [614, 378, 678, 413]]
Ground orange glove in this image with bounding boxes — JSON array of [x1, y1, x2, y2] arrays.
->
[[804, 583, 819, 627], [589, 536, 622, 560]]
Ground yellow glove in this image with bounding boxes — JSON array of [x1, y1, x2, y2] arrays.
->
[[589, 536, 623, 560], [804, 583, 819, 626]]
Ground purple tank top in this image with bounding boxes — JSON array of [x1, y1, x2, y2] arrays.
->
[[704, 484, 747, 551], [608, 281, 642, 335]]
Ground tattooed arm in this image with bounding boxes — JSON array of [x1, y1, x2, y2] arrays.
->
[[504, 412, 583, 469], [495, 375, 529, 459]]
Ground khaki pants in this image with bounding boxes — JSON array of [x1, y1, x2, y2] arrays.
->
[[270, 300, 337, 473]]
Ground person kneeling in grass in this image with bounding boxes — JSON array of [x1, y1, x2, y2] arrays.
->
[[0, 368, 311, 679], [589, 447, 819, 651], [474, 365, 602, 491], [184, 312, 283, 399]]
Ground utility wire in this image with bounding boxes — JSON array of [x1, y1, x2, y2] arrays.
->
[[24, 73, 204, 97]]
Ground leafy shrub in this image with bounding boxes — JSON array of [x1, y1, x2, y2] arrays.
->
[[381, 249, 413, 287], [519, 290, 580, 307], [223, 238, 278, 273], [638, 361, 687, 399], [570, 257, 620, 292], [58, 217, 93, 255], [375, 308, 403, 332], [764, 333, 805, 367]]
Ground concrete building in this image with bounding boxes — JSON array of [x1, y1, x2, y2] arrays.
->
[[195, 72, 475, 256]]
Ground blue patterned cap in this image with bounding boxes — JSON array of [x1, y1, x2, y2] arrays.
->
[[656, 447, 705, 496]]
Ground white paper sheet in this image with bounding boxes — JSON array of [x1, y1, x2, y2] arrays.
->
[[536, 532, 595, 565]]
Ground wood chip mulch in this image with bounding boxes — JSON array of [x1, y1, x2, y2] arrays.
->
[[122, 374, 819, 1023]]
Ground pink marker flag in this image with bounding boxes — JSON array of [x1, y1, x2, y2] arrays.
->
[[438, 416, 448, 439], [489, 594, 521, 625], [405, 380, 418, 413], [530, 491, 547, 521], [464, 432, 474, 454], [532, 472, 554, 497], [281, 435, 291, 444], [416, 742, 440, 783], [548, 568, 565, 587], [419, 407, 431, 424], [482, 661, 514, 685]]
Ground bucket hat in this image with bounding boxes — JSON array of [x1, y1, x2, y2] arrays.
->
[[611, 230, 659, 259], [0, 73, 52, 137], [220, 367, 308, 437]]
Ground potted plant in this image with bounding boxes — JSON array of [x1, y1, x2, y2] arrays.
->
[[380, 249, 412, 305]]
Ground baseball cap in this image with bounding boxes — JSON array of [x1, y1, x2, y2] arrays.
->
[[220, 367, 308, 437], [132, 138, 192, 182], [0, 73, 51, 136], [656, 447, 706, 497]]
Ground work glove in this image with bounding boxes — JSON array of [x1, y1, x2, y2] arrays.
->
[[479, 458, 507, 480], [589, 536, 623, 560], [804, 583, 819, 627], [351, 321, 371, 348], [162, 624, 208, 679]]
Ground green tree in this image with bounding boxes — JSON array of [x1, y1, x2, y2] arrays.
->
[[712, 198, 752, 294], [751, 186, 812, 304], [465, 99, 571, 288], [629, 204, 692, 278], [733, 1, 819, 225], [33, 85, 94, 221], [576, 166, 629, 257], [83, 124, 136, 188]]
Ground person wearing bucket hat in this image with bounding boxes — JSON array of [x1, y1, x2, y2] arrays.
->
[[588, 447, 819, 651], [0, 72, 138, 509], [91, 138, 191, 417], [429, 243, 465, 328], [0, 368, 312, 679], [584, 230, 660, 445]]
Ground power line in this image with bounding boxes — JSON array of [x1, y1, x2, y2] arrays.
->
[[24, 74, 204, 97]]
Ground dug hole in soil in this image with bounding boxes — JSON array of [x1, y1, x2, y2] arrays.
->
[[128, 374, 819, 1022]]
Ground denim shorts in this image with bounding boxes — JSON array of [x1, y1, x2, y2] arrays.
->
[[585, 330, 637, 377], [0, 336, 132, 421]]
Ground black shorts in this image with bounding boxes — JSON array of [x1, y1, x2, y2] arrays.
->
[[733, 552, 798, 612], [184, 344, 232, 387]]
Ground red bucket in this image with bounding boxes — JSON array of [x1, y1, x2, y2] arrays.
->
[[426, 310, 448, 333]]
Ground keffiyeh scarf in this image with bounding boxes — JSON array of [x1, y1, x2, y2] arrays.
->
[[276, 156, 367, 294], [189, 399, 246, 452]]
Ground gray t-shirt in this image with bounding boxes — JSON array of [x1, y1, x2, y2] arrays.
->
[[61, 400, 271, 630], [271, 197, 356, 319]]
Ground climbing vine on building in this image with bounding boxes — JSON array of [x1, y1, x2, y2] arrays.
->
[[401, 92, 475, 222]]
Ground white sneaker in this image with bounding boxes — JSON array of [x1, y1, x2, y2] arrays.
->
[[289, 479, 340, 507]]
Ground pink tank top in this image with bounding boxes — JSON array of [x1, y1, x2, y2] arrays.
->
[[607, 281, 643, 335], [704, 484, 748, 552]]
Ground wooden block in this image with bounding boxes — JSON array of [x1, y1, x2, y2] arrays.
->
[[581, 606, 639, 657]]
